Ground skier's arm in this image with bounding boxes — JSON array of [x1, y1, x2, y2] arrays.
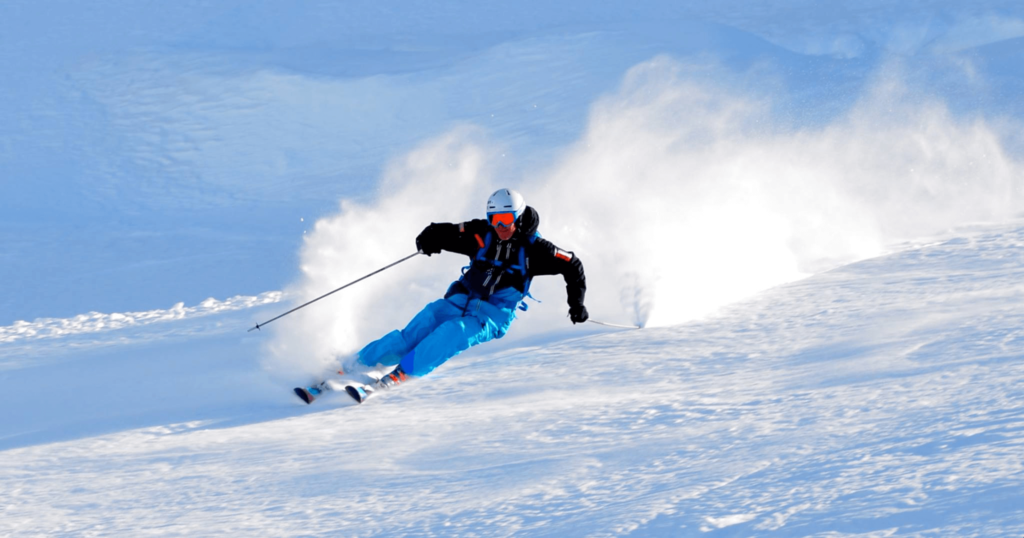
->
[[416, 220, 490, 257], [529, 239, 588, 322]]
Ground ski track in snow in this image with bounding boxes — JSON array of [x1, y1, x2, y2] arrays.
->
[[2, 223, 1023, 536]]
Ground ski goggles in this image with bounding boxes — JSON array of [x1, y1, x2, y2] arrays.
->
[[488, 212, 517, 229]]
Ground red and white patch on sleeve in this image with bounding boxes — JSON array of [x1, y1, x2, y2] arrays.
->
[[555, 249, 572, 262]]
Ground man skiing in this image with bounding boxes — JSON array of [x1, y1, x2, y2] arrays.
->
[[339, 188, 588, 396]]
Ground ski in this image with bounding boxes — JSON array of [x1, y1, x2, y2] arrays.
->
[[294, 381, 374, 405], [294, 367, 406, 405], [294, 385, 323, 404], [345, 383, 374, 403], [294, 377, 338, 404], [345, 367, 408, 403]]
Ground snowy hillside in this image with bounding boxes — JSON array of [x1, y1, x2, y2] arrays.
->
[[3, 1, 1024, 536], [3, 222, 1023, 536]]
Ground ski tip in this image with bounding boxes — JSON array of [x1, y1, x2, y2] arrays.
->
[[345, 385, 368, 404], [294, 387, 315, 404]]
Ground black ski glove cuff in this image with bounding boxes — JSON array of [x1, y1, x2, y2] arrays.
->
[[569, 304, 589, 324]]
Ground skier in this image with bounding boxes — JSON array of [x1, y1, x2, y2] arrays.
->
[[341, 188, 588, 390]]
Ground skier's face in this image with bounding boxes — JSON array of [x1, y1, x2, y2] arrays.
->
[[490, 212, 516, 241]]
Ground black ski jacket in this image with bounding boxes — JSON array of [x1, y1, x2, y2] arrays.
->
[[417, 206, 586, 309]]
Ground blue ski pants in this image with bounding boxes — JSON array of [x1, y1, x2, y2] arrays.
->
[[355, 289, 521, 377]]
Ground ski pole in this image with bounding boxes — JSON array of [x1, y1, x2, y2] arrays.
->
[[248, 252, 423, 332], [588, 319, 642, 330]]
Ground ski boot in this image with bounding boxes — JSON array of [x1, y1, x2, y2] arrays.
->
[[375, 365, 410, 389]]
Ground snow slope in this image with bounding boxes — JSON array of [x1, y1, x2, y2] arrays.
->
[[2, 222, 1023, 536], [3, 1, 1024, 536]]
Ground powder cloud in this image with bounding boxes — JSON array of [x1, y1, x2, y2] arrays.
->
[[264, 57, 1024, 381]]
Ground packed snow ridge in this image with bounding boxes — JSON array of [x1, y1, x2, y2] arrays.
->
[[0, 291, 282, 344]]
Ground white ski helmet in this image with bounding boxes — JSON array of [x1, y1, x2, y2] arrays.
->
[[486, 188, 526, 219]]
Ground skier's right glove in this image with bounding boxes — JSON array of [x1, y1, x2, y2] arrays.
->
[[416, 224, 443, 256], [569, 304, 589, 324]]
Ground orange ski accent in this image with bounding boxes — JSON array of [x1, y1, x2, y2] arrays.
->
[[474, 234, 485, 248]]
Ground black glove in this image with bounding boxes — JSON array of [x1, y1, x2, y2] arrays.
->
[[416, 224, 443, 256], [569, 304, 589, 324]]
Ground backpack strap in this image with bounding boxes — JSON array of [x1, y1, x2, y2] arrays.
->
[[515, 235, 542, 311]]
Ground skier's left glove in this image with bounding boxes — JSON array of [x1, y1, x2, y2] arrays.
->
[[416, 224, 443, 256], [569, 304, 589, 324]]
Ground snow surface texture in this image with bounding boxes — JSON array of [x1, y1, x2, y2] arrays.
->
[[3, 222, 1023, 536], [3, 1, 1024, 536], [0, 292, 281, 345]]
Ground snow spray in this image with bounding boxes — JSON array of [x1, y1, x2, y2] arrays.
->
[[264, 57, 1024, 382]]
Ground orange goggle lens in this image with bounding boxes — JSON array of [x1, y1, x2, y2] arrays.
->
[[489, 212, 516, 228]]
